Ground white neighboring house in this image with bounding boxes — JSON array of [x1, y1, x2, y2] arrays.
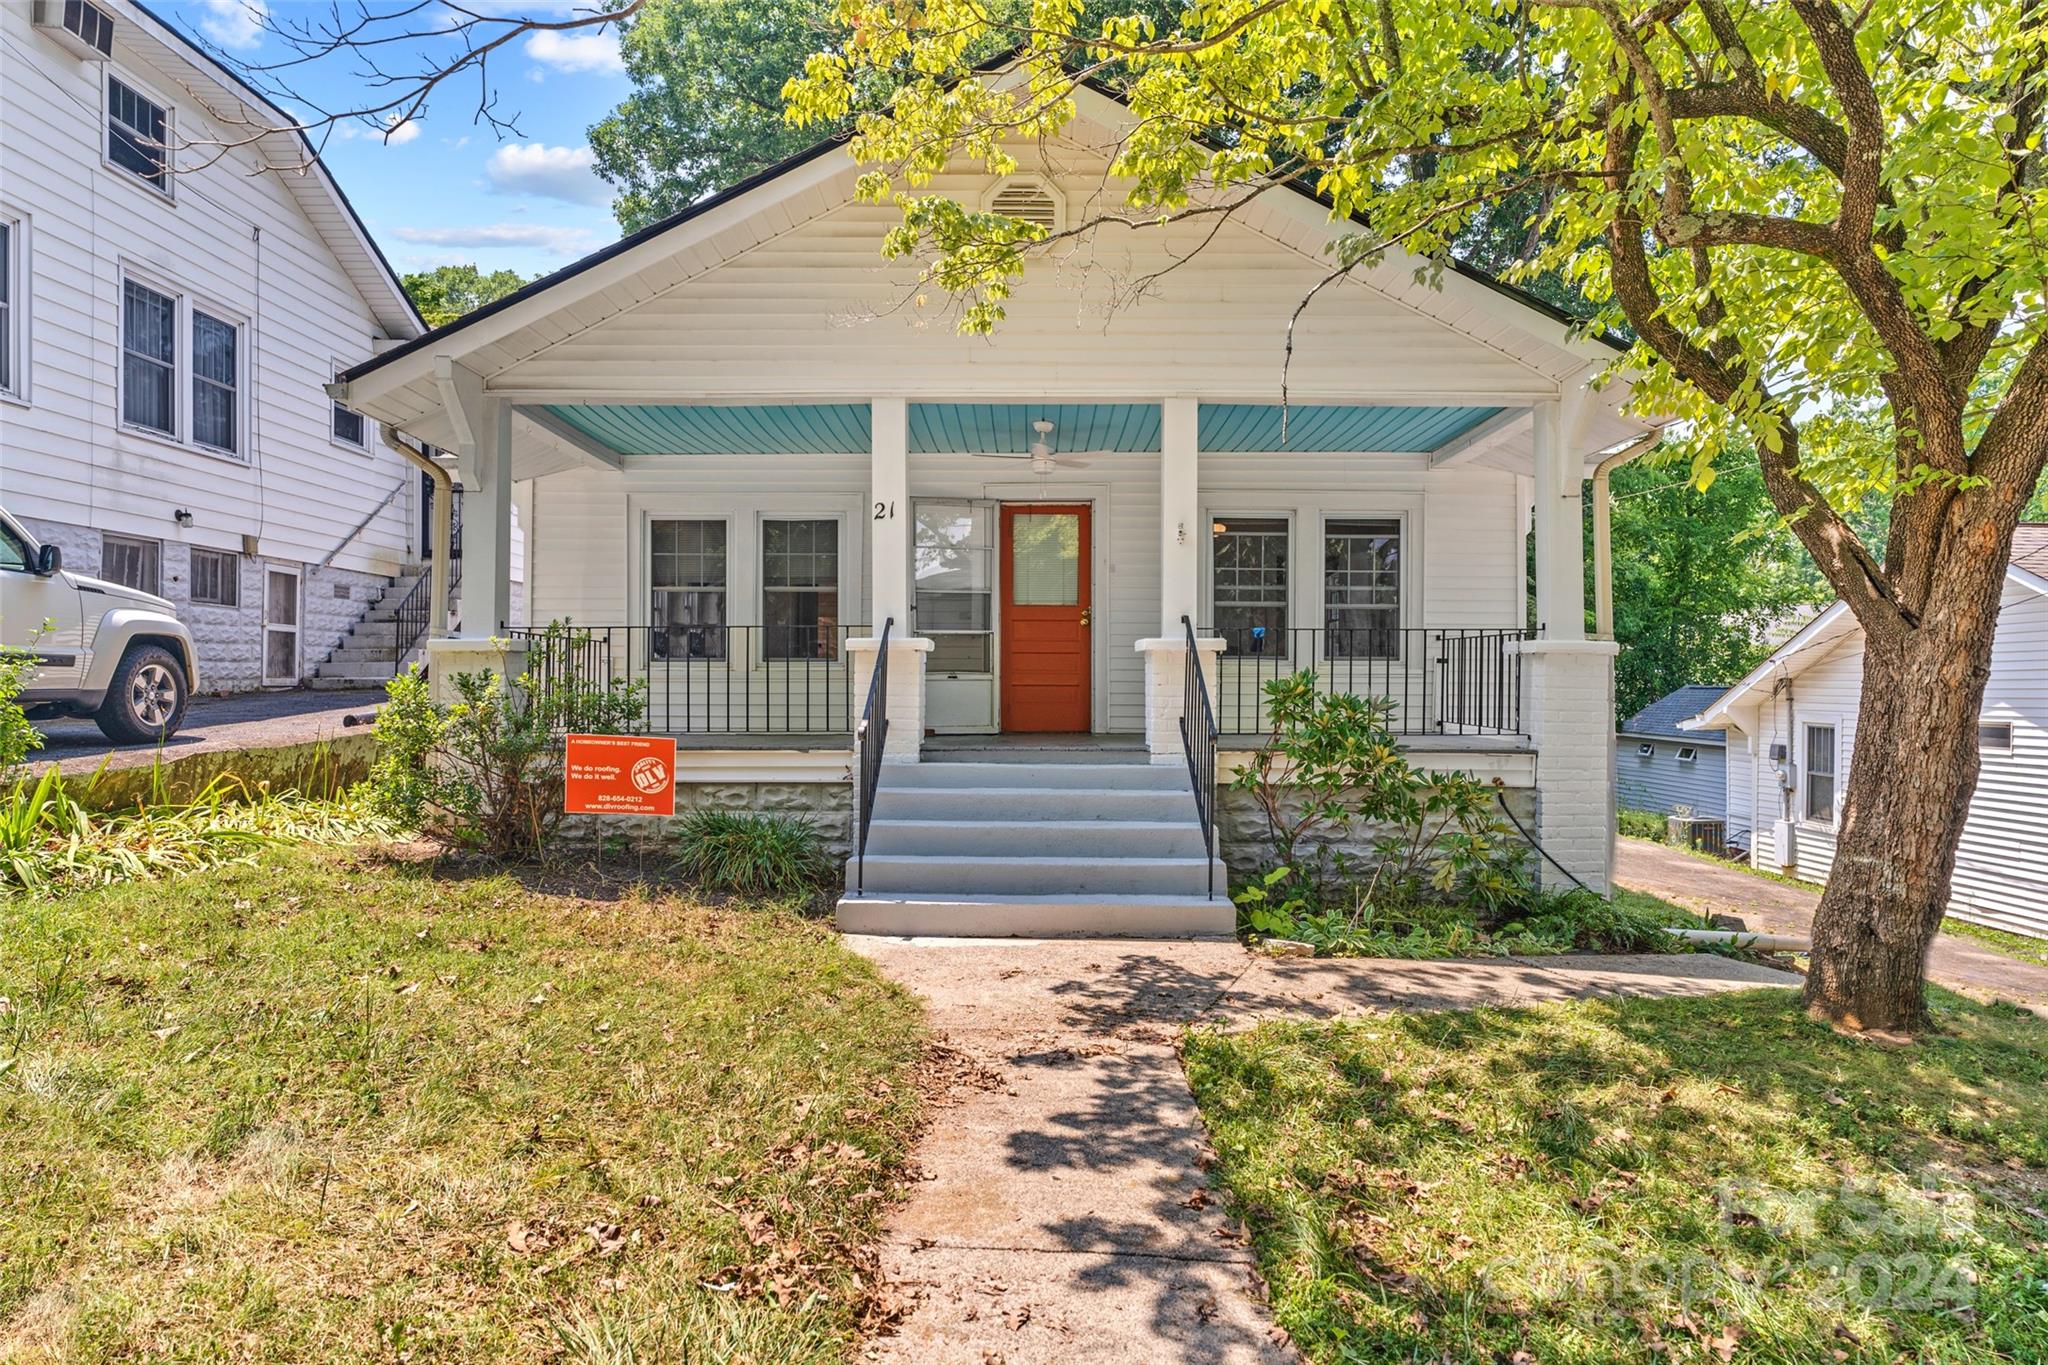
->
[[0, 0, 520, 691], [1686, 525, 2048, 941], [331, 79, 1665, 937]]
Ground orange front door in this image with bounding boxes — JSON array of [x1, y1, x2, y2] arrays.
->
[[1000, 503, 1091, 732]]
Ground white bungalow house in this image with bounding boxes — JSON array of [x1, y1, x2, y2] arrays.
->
[[1685, 525, 2048, 941], [330, 85, 1661, 936]]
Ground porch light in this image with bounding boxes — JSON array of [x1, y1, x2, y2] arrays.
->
[[1212, 520, 1228, 536]]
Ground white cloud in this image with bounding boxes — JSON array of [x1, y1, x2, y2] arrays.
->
[[196, 0, 267, 51], [390, 223, 600, 256], [484, 142, 609, 207], [524, 29, 625, 74], [332, 112, 421, 145]]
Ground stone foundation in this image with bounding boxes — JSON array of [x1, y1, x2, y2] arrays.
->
[[560, 780, 854, 855], [1217, 780, 1538, 882]]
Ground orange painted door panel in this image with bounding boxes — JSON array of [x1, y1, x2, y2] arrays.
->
[[1000, 504, 1091, 732]]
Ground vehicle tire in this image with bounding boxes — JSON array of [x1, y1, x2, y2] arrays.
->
[[95, 645, 189, 744]]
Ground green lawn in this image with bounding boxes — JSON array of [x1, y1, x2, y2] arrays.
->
[[1185, 989, 2048, 1363], [1, 847, 926, 1363]]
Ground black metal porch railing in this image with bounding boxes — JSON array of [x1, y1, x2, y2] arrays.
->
[[1204, 626, 1531, 737], [506, 623, 869, 734], [1180, 616, 1220, 901], [854, 617, 892, 896]]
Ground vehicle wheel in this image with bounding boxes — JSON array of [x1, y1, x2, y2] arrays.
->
[[95, 645, 189, 744]]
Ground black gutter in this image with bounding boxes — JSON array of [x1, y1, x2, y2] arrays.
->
[[130, 0, 426, 336]]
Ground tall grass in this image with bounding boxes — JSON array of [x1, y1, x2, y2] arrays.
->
[[0, 765, 394, 895], [672, 809, 831, 897]]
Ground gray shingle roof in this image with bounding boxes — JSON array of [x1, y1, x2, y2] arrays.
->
[[1620, 685, 1728, 742]]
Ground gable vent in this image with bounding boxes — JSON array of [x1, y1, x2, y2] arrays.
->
[[34, 0, 117, 59], [987, 178, 1062, 232]]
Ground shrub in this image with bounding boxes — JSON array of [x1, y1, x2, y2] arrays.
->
[[0, 637, 45, 779], [1490, 887, 1685, 954], [672, 809, 830, 896], [1230, 671, 1530, 941], [365, 623, 646, 860], [1618, 806, 1668, 840]]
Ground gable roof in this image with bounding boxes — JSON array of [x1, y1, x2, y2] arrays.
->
[[1622, 686, 1728, 742], [124, 0, 422, 340], [1686, 527, 2048, 733], [340, 77, 1615, 388]]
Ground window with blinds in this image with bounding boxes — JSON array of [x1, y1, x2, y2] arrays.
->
[[102, 533, 160, 596]]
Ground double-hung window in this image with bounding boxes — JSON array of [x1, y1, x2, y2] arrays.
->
[[191, 310, 238, 453], [332, 400, 366, 448], [763, 519, 840, 660], [1211, 516, 1289, 655], [121, 278, 176, 435], [651, 519, 728, 660], [1323, 517, 1401, 658], [1803, 724, 1837, 823], [108, 77, 171, 193]]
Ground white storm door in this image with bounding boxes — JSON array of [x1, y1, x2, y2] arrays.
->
[[263, 566, 301, 685]]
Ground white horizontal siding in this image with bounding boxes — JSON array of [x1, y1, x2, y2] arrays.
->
[[0, 2, 413, 584], [1743, 580, 2048, 940], [524, 450, 1522, 737]]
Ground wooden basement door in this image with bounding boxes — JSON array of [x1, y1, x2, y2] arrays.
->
[[999, 503, 1091, 732]]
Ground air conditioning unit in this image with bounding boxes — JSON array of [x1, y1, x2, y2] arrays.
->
[[33, 0, 117, 60]]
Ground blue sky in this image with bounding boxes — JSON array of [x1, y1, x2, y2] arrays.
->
[[158, 1, 635, 279]]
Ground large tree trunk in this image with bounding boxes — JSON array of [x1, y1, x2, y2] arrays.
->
[[1802, 542, 2009, 1033]]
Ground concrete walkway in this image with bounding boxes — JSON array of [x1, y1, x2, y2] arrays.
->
[[846, 937, 1799, 1363], [1615, 837, 2048, 1012], [35, 688, 384, 776]]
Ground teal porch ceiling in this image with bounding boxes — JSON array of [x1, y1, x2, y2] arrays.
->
[[909, 403, 1162, 454], [1197, 404, 1510, 453], [542, 403, 872, 455]]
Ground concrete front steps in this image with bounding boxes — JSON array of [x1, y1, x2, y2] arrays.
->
[[308, 568, 459, 689], [835, 758, 1234, 938]]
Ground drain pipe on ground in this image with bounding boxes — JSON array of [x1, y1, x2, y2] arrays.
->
[[1591, 429, 1666, 640], [383, 424, 454, 644]]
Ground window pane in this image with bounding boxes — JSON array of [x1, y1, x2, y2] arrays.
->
[[915, 591, 992, 631], [651, 519, 726, 589], [122, 280, 176, 434], [763, 519, 838, 589], [108, 79, 168, 188], [764, 588, 839, 659], [1979, 722, 2014, 752], [191, 549, 238, 606], [762, 520, 840, 659], [1324, 517, 1400, 658], [193, 312, 235, 384], [266, 571, 298, 624], [0, 525, 27, 573], [332, 401, 365, 445], [914, 502, 991, 592], [1804, 726, 1835, 821], [929, 633, 992, 672], [1009, 512, 1079, 605], [102, 535, 160, 595], [653, 589, 726, 659]]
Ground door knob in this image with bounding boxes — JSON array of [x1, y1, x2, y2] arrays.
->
[[1080, 608, 1092, 626]]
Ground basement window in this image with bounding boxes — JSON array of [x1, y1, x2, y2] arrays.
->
[[1979, 722, 2014, 754]]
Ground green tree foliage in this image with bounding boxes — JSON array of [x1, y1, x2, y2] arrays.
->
[[590, 0, 845, 233], [1608, 451, 1831, 722], [788, 0, 2048, 1033], [401, 264, 530, 329]]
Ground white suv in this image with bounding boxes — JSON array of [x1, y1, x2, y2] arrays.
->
[[1, 508, 199, 743]]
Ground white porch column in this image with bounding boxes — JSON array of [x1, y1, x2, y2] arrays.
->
[[870, 397, 911, 628], [1159, 397, 1200, 634], [1524, 385, 1616, 892], [855, 397, 925, 760], [426, 358, 521, 698]]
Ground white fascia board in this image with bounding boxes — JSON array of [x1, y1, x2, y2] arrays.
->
[[1687, 600, 1856, 729]]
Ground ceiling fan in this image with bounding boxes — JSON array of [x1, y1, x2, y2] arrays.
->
[[968, 419, 1092, 474]]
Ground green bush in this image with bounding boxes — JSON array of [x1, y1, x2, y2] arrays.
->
[[366, 622, 646, 860], [0, 636, 46, 779], [1490, 887, 1686, 954], [1618, 806, 1668, 840], [1230, 671, 1530, 945], [672, 809, 831, 896]]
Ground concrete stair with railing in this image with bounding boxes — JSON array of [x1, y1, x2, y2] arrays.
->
[[308, 565, 459, 689], [834, 751, 1234, 937]]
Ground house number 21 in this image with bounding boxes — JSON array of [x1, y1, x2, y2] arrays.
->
[[874, 501, 896, 520]]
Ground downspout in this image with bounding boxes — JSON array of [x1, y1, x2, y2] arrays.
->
[[383, 425, 454, 641], [1591, 430, 1665, 640]]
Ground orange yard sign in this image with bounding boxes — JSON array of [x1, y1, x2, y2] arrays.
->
[[564, 734, 677, 817]]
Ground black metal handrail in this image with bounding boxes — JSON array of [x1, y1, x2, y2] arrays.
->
[[854, 617, 893, 896], [503, 623, 868, 734], [1179, 616, 1220, 901], [1205, 625, 1529, 736], [389, 570, 432, 674]]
